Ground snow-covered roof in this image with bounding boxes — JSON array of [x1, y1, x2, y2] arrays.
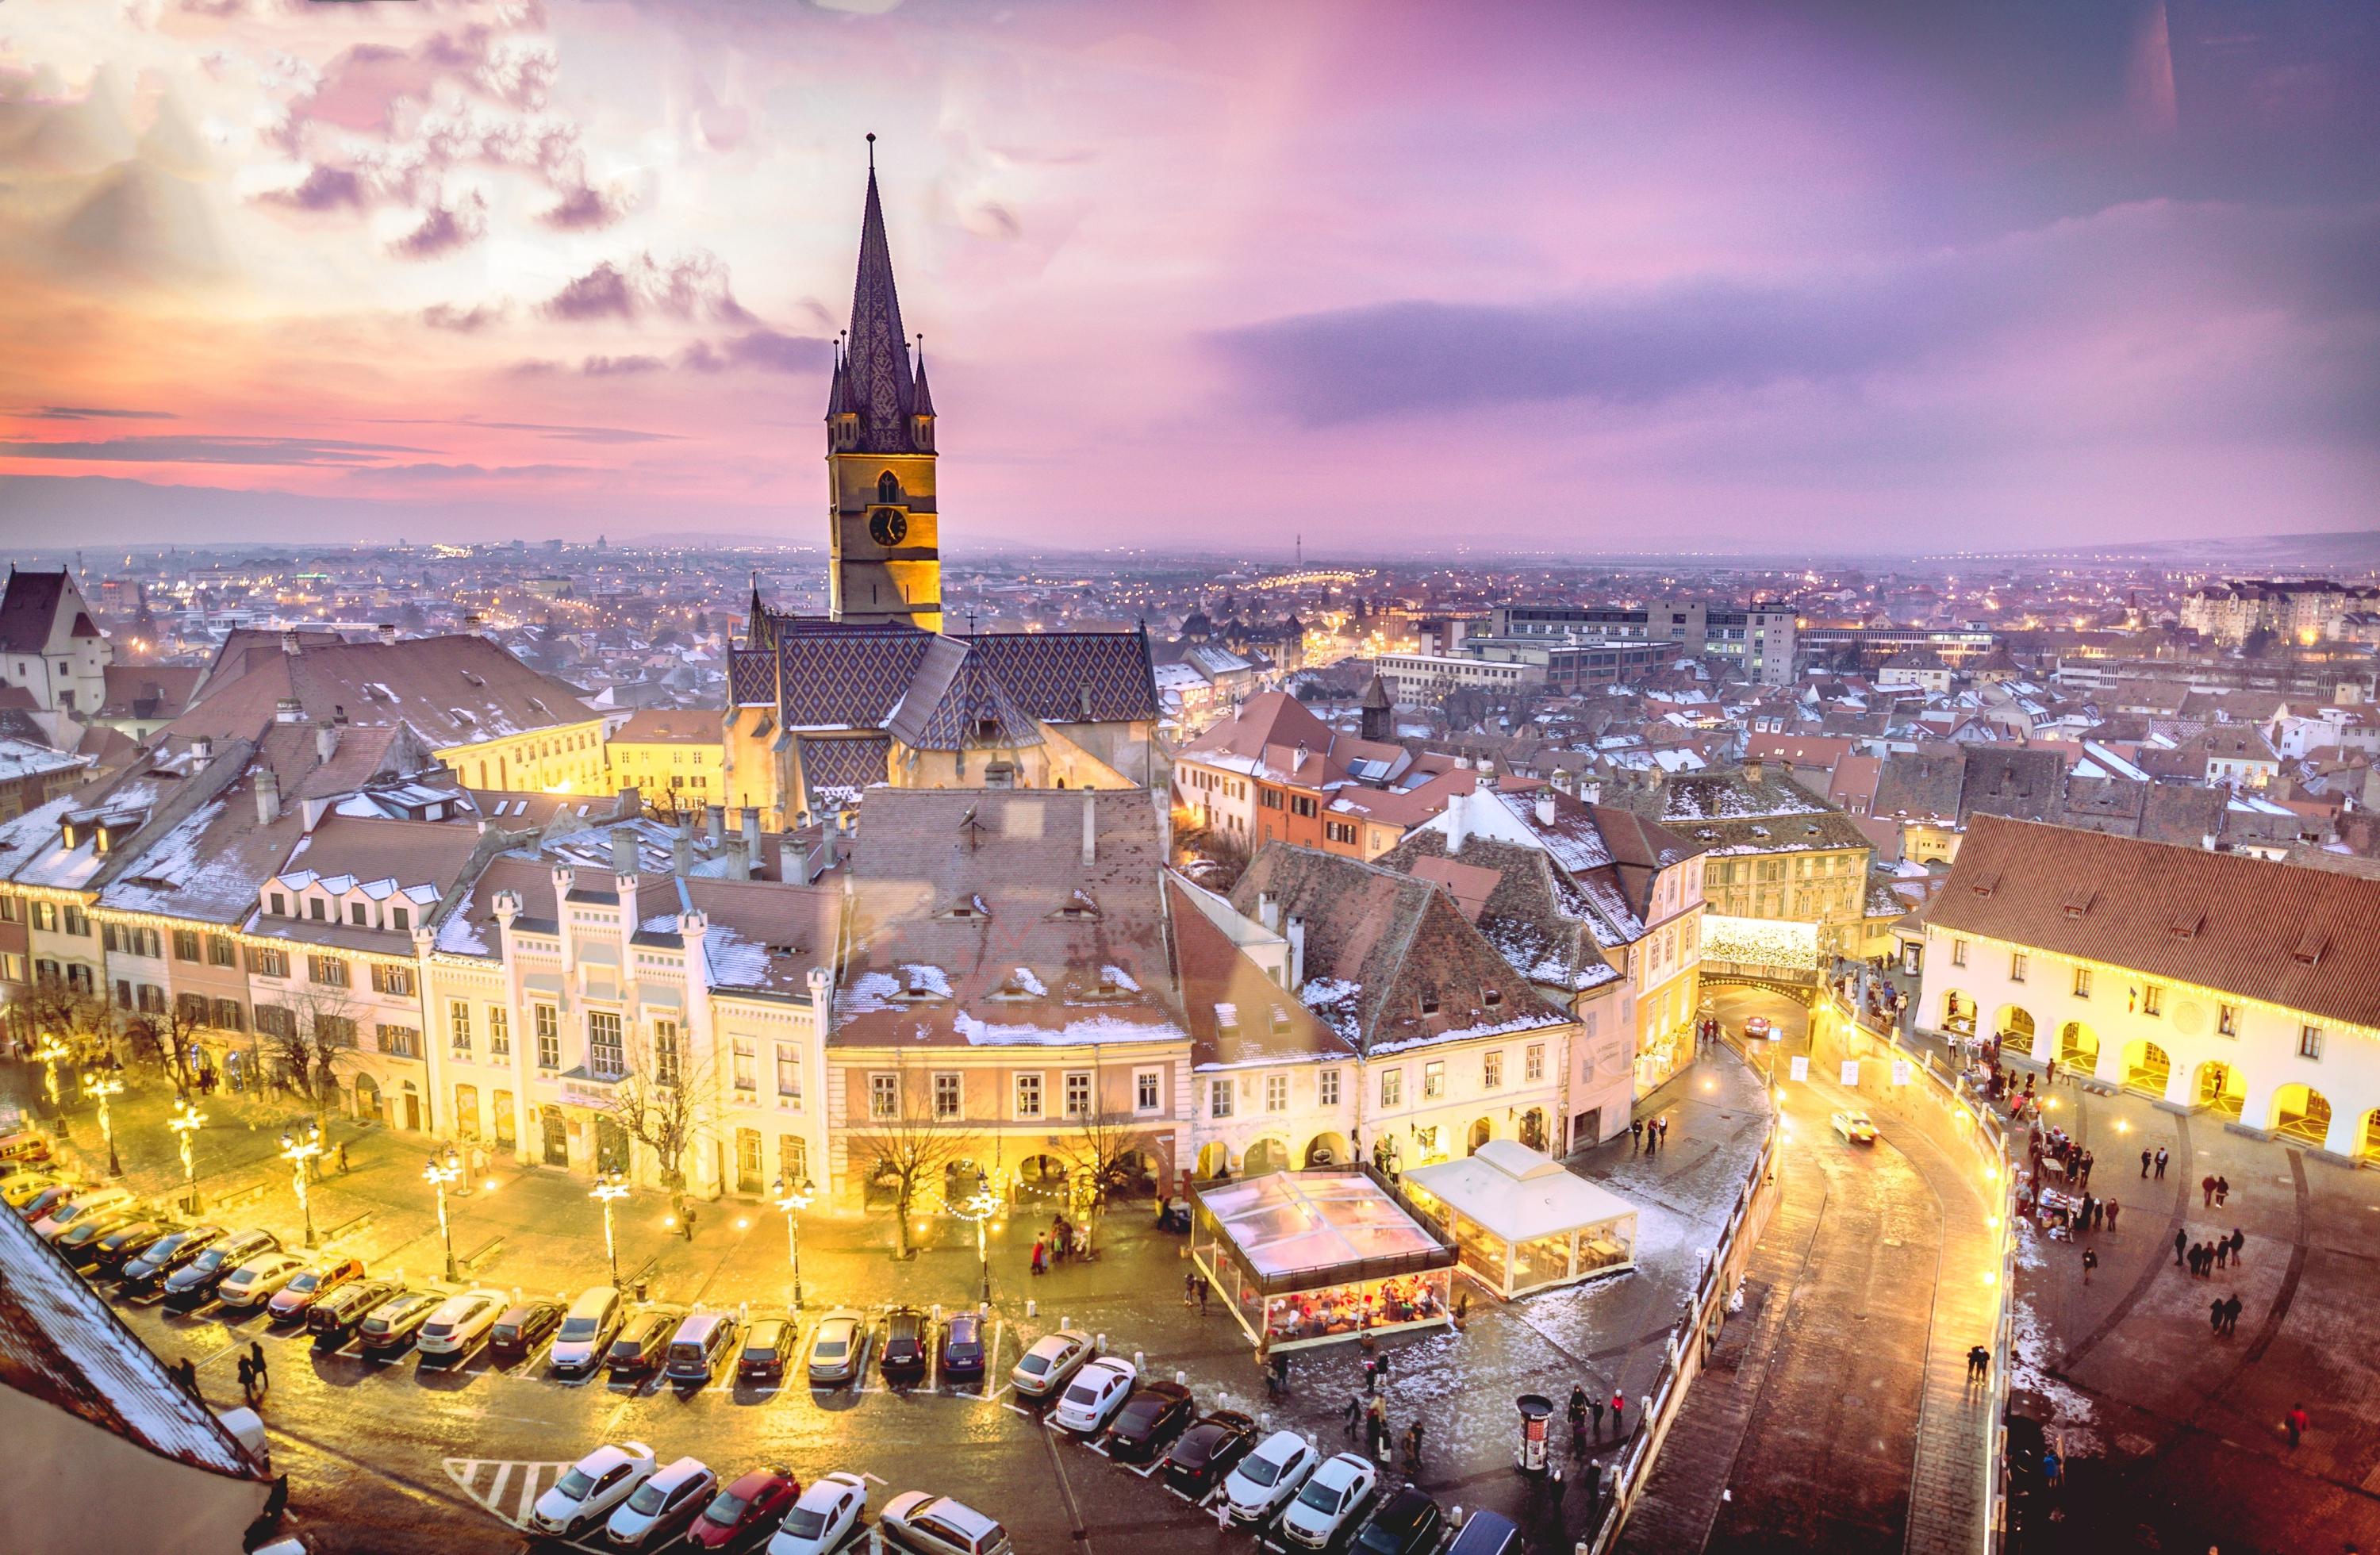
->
[[1197, 1169, 1448, 1284], [1406, 1142, 1639, 1245]]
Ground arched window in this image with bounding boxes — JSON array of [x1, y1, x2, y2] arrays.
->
[[877, 470, 901, 504]]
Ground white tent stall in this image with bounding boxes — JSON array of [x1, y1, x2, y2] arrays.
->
[[1401, 1140, 1639, 1299]]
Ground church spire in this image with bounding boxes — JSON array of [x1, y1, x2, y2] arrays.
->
[[843, 132, 918, 452]]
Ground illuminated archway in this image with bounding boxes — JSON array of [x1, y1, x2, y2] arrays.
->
[[1466, 1117, 1494, 1155], [1303, 1132, 1349, 1168], [2362, 1109, 2380, 1166], [2271, 1084, 2331, 1147], [2057, 1021, 2098, 1070], [2120, 1040, 2170, 1096], [2195, 1061, 2244, 1119], [1995, 1006, 2036, 1058], [1242, 1138, 1290, 1177]]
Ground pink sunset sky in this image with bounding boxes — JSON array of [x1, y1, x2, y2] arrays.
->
[[1, 0, 2374, 555]]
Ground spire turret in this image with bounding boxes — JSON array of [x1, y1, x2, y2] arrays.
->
[[843, 136, 919, 453]]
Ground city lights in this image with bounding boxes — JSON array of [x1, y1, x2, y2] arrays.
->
[[281, 1123, 324, 1248]]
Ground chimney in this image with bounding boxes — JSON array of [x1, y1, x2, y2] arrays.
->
[[1081, 792, 1097, 866], [1286, 913, 1306, 992], [1445, 790, 1469, 852], [377, 623, 397, 646], [1257, 891, 1280, 932], [314, 722, 339, 764], [741, 806, 763, 875], [609, 826, 638, 877], [1293, 740, 1309, 772], [1536, 792, 1557, 827], [705, 804, 725, 847], [1743, 755, 1765, 785], [255, 770, 281, 825], [281, 628, 301, 655], [190, 735, 213, 765], [274, 697, 304, 724], [672, 820, 693, 877], [1584, 781, 1603, 805]]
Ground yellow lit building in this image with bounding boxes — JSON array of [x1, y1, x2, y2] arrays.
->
[[603, 708, 724, 815]]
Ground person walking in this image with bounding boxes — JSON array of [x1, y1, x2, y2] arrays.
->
[[1031, 1237, 1047, 1276], [1590, 1390, 1606, 1438], [1198, 1277, 1209, 1315], [1967, 1344, 1990, 1383], [2210, 1296, 2226, 1336], [1403, 1419, 1424, 1472], [2082, 1247, 2098, 1285], [2222, 1294, 2243, 1334], [2079, 1150, 2094, 1188], [2155, 1146, 2169, 1179], [336, 1141, 350, 1175], [2174, 1228, 2188, 1268], [2215, 1238, 2230, 1270], [2106, 1199, 2120, 1233], [2043, 1447, 2062, 1490], [1345, 1394, 1365, 1438], [248, 1342, 268, 1402], [680, 1206, 695, 1242], [2202, 1173, 2217, 1208], [1630, 1119, 1644, 1153], [1610, 1388, 1626, 1438], [2140, 1148, 2152, 1178], [2229, 1228, 2246, 1264], [2287, 1403, 2308, 1449], [1185, 1270, 1199, 1307], [2214, 1175, 2229, 1208]]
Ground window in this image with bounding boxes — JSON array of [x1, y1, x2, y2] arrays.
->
[[308, 954, 349, 988], [2141, 985, 2163, 1017], [172, 928, 201, 962], [487, 1004, 509, 1058], [655, 1022, 682, 1085], [392, 907, 409, 932], [206, 934, 236, 967], [2217, 1003, 2239, 1037], [1265, 1073, 1288, 1112], [309, 899, 325, 922], [213, 997, 244, 1032], [372, 962, 413, 996], [449, 1000, 473, 1055], [1380, 1068, 1403, 1108], [777, 1045, 802, 1104], [255, 1004, 294, 1039], [367, 1021, 410, 1057], [1319, 1068, 1341, 1107], [779, 1134, 808, 1188], [534, 1004, 559, 1069], [1525, 1044, 1545, 1083], [138, 983, 166, 1012], [587, 1011, 624, 1077], [1206, 1077, 1232, 1119], [731, 1038, 755, 1096], [2072, 967, 2093, 998], [349, 902, 367, 927], [2299, 1025, 2323, 1060], [1418, 989, 1439, 1017], [1950, 939, 1968, 968], [113, 978, 132, 1008], [0, 897, 13, 923], [0, 951, 23, 981], [1483, 1050, 1504, 1090], [248, 945, 289, 978], [61, 906, 87, 937], [2009, 952, 2027, 983], [1015, 1073, 1044, 1120], [1137, 1069, 1162, 1115], [269, 892, 286, 916], [1326, 820, 1357, 845], [1290, 795, 1317, 818], [869, 1073, 899, 1120], [1065, 1070, 1093, 1119], [1422, 1061, 1445, 1100]]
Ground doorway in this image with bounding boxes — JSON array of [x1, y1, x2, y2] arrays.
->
[[542, 1108, 569, 1167]]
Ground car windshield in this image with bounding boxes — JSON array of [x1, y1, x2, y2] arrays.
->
[[1063, 1383, 1100, 1405], [288, 1273, 321, 1292], [813, 1338, 846, 1358], [1296, 1479, 1342, 1512], [190, 1249, 228, 1273], [625, 1480, 670, 1515], [701, 1490, 748, 1526], [555, 1469, 596, 1502], [1017, 1352, 1047, 1374], [1241, 1455, 1284, 1487], [784, 1507, 828, 1539], [559, 1317, 599, 1340]]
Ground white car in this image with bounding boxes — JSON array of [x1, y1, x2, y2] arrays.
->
[[879, 1492, 1012, 1555], [766, 1471, 869, 1555], [605, 1455, 715, 1549], [1009, 1329, 1093, 1400], [1221, 1430, 1317, 1525], [33, 1185, 135, 1241], [416, 1288, 508, 1358], [1829, 1109, 1879, 1146], [530, 1442, 657, 1539], [215, 1252, 308, 1310], [1051, 1356, 1136, 1434], [1278, 1452, 1377, 1548]]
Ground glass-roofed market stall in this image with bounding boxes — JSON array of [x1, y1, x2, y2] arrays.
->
[[1189, 1169, 1457, 1353]]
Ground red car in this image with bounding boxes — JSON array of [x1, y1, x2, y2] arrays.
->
[[685, 1468, 800, 1551]]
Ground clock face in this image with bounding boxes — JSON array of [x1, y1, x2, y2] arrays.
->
[[868, 509, 908, 547]]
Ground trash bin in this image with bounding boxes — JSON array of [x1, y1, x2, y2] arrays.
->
[[1515, 1394, 1554, 1474]]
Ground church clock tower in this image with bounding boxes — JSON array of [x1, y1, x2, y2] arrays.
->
[[826, 136, 941, 633]]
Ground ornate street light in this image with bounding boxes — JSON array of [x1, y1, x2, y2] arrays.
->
[[32, 1035, 70, 1111], [590, 1172, 629, 1289], [167, 1098, 205, 1213], [953, 1166, 1002, 1306], [82, 1069, 125, 1177], [771, 1173, 816, 1311], [424, 1146, 462, 1281], [280, 1123, 323, 1247]]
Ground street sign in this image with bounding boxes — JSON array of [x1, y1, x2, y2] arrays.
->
[[1840, 1060, 1860, 1086], [1789, 1056, 1809, 1082]]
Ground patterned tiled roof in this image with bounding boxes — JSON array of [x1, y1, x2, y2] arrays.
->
[[727, 647, 776, 706], [797, 734, 890, 814], [776, 627, 935, 728], [963, 630, 1159, 724], [886, 638, 1042, 751], [839, 163, 920, 454]]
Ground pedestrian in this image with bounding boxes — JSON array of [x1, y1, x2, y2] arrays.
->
[[2106, 1199, 2120, 1233], [2140, 1148, 2152, 1178], [1583, 1458, 1603, 1512], [2229, 1228, 2245, 1264], [236, 1355, 253, 1406], [2082, 1247, 2098, 1285], [1031, 1237, 1046, 1276], [2287, 1403, 2308, 1449], [2043, 1448, 2062, 1489], [2174, 1228, 2187, 1267], [175, 1357, 199, 1397], [2216, 1238, 2230, 1270], [1590, 1391, 1606, 1438], [2080, 1192, 2094, 1231], [2202, 1173, 2217, 1208], [249, 1341, 268, 1396], [2155, 1146, 2169, 1179], [1198, 1277, 1209, 1315], [2214, 1175, 2228, 1208], [1660, 1118, 1672, 1147], [681, 1206, 695, 1242], [2079, 1150, 2094, 1188], [2209, 1296, 2225, 1336], [1403, 1419, 1424, 1472], [1630, 1119, 1644, 1153], [1375, 1348, 1391, 1390], [1610, 1388, 1626, 1437], [1185, 1270, 1198, 1307], [1967, 1344, 1990, 1382], [2222, 1294, 2242, 1334], [1345, 1394, 1365, 1438]]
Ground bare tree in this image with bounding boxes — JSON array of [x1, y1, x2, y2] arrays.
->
[[17, 977, 122, 1065], [1057, 1092, 1161, 1253], [845, 1050, 980, 1260], [258, 981, 363, 1144], [596, 1024, 718, 1221], [124, 995, 210, 1094]]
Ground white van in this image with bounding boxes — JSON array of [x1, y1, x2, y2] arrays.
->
[[548, 1286, 623, 1373]]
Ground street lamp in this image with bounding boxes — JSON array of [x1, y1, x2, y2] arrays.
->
[[590, 1172, 629, 1289], [82, 1069, 125, 1177], [32, 1035, 69, 1110], [953, 1166, 1001, 1306], [424, 1146, 462, 1281], [280, 1123, 323, 1248], [167, 1098, 205, 1213], [771, 1173, 816, 1311]]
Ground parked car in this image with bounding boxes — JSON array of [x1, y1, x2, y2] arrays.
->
[[1010, 1329, 1093, 1400], [1053, 1357, 1137, 1435], [665, 1311, 740, 1385], [805, 1310, 867, 1386], [739, 1319, 796, 1383], [529, 1442, 657, 1540], [1830, 1109, 1879, 1146], [267, 1257, 366, 1323], [416, 1289, 508, 1360], [34, 1184, 134, 1241], [88, 1219, 178, 1274], [1161, 1409, 1257, 1496], [877, 1307, 927, 1384], [1353, 1488, 1443, 1555], [1444, 1508, 1522, 1555], [215, 1251, 309, 1310], [687, 1466, 800, 1551], [1279, 1453, 1377, 1549], [1105, 1381, 1194, 1461], [490, 1299, 565, 1361], [357, 1291, 443, 1357], [0, 1128, 52, 1164], [52, 1203, 145, 1263], [309, 1278, 405, 1344], [879, 1492, 1013, 1555], [164, 1229, 279, 1307], [121, 1224, 225, 1292], [2, 1173, 71, 1212], [550, 1286, 625, 1374], [605, 1454, 716, 1550], [766, 1472, 868, 1555], [935, 1313, 986, 1384], [1222, 1430, 1318, 1525], [605, 1311, 675, 1378]]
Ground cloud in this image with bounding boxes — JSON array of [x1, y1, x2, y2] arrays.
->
[[0, 435, 433, 466], [580, 355, 668, 376], [539, 250, 754, 324], [26, 406, 178, 421], [538, 184, 630, 231], [259, 165, 367, 212], [366, 417, 682, 444], [421, 301, 508, 332], [344, 462, 586, 482], [680, 329, 827, 374], [391, 190, 489, 258]]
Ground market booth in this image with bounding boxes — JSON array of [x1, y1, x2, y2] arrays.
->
[[1189, 1169, 1457, 1353], [1402, 1141, 1638, 1299]]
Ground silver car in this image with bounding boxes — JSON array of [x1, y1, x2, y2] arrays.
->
[[806, 1308, 867, 1386]]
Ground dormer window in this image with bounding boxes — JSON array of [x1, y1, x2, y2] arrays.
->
[[350, 902, 368, 927], [1418, 989, 1439, 1016], [1215, 1002, 1239, 1031], [1269, 1006, 1292, 1034], [897, 964, 950, 1000], [1483, 985, 1504, 1008], [270, 892, 286, 916], [990, 967, 1047, 1000], [937, 895, 989, 922], [392, 907, 410, 931], [1055, 890, 1100, 921], [309, 899, 326, 921]]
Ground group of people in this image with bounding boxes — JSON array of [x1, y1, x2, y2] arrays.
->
[[1629, 1116, 1672, 1154], [1342, 1392, 1425, 1471], [2178, 1227, 2246, 1278], [2198, 1173, 2232, 1208], [1028, 1212, 1093, 1274]]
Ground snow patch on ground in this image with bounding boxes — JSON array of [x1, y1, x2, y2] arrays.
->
[[2010, 1292, 2101, 1456]]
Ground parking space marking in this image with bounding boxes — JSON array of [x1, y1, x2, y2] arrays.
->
[[441, 1457, 574, 1529]]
